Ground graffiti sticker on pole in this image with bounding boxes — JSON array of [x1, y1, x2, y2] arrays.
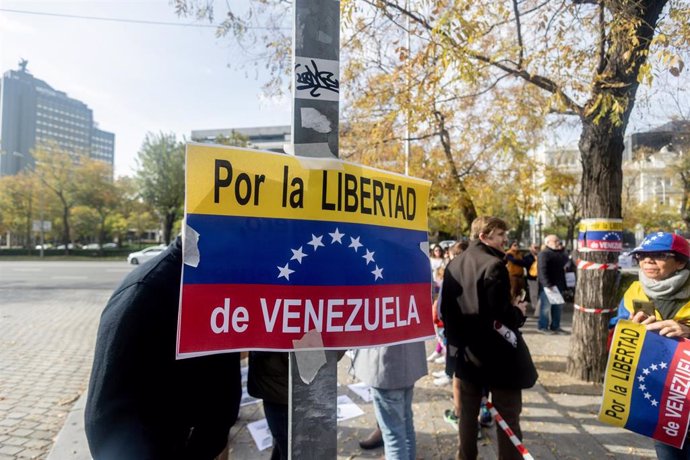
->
[[176, 144, 434, 358], [599, 320, 690, 449]]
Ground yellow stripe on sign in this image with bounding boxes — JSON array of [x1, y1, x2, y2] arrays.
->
[[599, 320, 646, 427], [185, 143, 431, 231], [579, 219, 623, 232]]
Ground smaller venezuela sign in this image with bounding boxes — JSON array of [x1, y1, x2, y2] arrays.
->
[[177, 144, 434, 358], [600, 320, 690, 449]]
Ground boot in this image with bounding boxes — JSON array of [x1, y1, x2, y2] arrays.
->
[[359, 427, 384, 449]]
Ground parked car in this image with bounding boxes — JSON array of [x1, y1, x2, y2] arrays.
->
[[438, 240, 457, 250], [127, 245, 166, 265], [618, 251, 634, 269], [56, 243, 80, 250], [35, 243, 53, 250], [83, 242, 118, 250]]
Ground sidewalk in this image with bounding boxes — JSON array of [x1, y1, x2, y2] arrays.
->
[[48, 304, 657, 459]]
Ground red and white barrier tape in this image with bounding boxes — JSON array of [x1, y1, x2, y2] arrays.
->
[[483, 398, 534, 460], [573, 304, 616, 314], [576, 259, 619, 270]]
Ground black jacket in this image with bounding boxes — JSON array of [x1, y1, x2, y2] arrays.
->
[[440, 240, 537, 389], [247, 351, 289, 405], [85, 237, 242, 459], [537, 247, 568, 292]]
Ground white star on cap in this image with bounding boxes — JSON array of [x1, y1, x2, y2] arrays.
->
[[372, 265, 383, 280], [329, 228, 345, 244], [308, 234, 325, 251], [660, 361, 667, 369], [363, 249, 375, 265], [651, 399, 658, 407], [290, 246, 308, 264], [650, 363, 658, 371], [277, 263, 295, 280], [637, 375, 645, 382], [639, 384, 646, 391], [349, 236, 363, 252]]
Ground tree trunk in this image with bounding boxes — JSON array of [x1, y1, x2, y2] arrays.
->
[[62, 205, 71, 255], [567, 119, 624, 382], [163, 211, 176, 245], [566, 0, 667, 383]]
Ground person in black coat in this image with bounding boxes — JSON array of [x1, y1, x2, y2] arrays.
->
[[85, 237, 242, 459], [247, 352, 289, 460], [537, 234, 569, 334], [441, 216, 537, 460]]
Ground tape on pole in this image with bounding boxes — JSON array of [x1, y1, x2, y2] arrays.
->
[[576, 259, 619, 270], [573, 304, 616, 314], [483, 398, 534, 460]]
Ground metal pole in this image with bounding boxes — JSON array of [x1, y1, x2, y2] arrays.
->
[[288, 1, 340, 459], [404, 0, 411, 176]]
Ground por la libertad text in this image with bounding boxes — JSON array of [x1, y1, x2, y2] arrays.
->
[[213, 160, 417, 220]]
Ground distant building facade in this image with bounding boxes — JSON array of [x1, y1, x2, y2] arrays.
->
[[0, 61, 115, 176], [534, 120, 690, 235], [190, 125, 291, 153]]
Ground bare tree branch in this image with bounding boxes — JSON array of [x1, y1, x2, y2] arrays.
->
[[512, 0, 525, 68], [596, 3, 607, 74]]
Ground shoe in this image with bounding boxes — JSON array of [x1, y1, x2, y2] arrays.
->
[[434, 356, 446, 364], [443, 409, 459, 429], [433, 375, 451, 386], [359, 427, 383, 450], [537, 328, 553, 335], [427, 350, 442, 362], [479, 405, 493, 427], [431, 370, 446, 378], [551, 327, 568, 334]]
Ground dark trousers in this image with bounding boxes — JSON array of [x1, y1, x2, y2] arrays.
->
[[655, 439, 690, 460], [263, 401, 288, 460], [457, 380, 523, 460]]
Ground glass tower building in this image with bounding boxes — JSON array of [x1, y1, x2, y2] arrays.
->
[[0, 62, 115, 176]]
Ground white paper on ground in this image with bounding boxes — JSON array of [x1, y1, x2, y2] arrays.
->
[[544, 285, 565, 305], [336, 394, 365, 422], [347, 382, 373, 402], [247, 419, 274, 451]]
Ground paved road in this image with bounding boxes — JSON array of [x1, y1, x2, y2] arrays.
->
[[0, 261, 133, 460], [0, 261, 133, 290], [1, 261, 656, 460]]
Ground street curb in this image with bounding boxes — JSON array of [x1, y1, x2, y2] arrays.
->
[[46, 392, 91, 460]]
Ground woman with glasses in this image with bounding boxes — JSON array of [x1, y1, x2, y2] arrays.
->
[[611, 231, 690, 459]]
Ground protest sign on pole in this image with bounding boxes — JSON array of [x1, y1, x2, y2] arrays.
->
[[599, 320, 690, 449], [176, 144, 434, 357]]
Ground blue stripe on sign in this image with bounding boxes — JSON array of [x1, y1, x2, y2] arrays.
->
[[625, 332, 675, 436], [184, 214, 431, 286]]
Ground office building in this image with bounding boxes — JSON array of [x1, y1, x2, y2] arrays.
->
[[191, 125, 291, 153], [0, 60, 115, 176]]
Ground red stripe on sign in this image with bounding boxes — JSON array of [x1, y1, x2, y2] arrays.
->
[[652, 340, 690, 449], [177, 283, 434, 356]]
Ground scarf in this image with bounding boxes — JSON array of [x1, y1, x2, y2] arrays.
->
[[639, 268, 690, 301]]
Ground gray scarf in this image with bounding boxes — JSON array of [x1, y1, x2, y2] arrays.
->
[[639, 268, 690, 300]]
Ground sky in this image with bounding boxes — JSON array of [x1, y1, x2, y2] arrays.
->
[[0, 0, 292, 177]]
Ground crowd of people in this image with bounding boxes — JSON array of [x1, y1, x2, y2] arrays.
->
[[82, 221, 690, 460]]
